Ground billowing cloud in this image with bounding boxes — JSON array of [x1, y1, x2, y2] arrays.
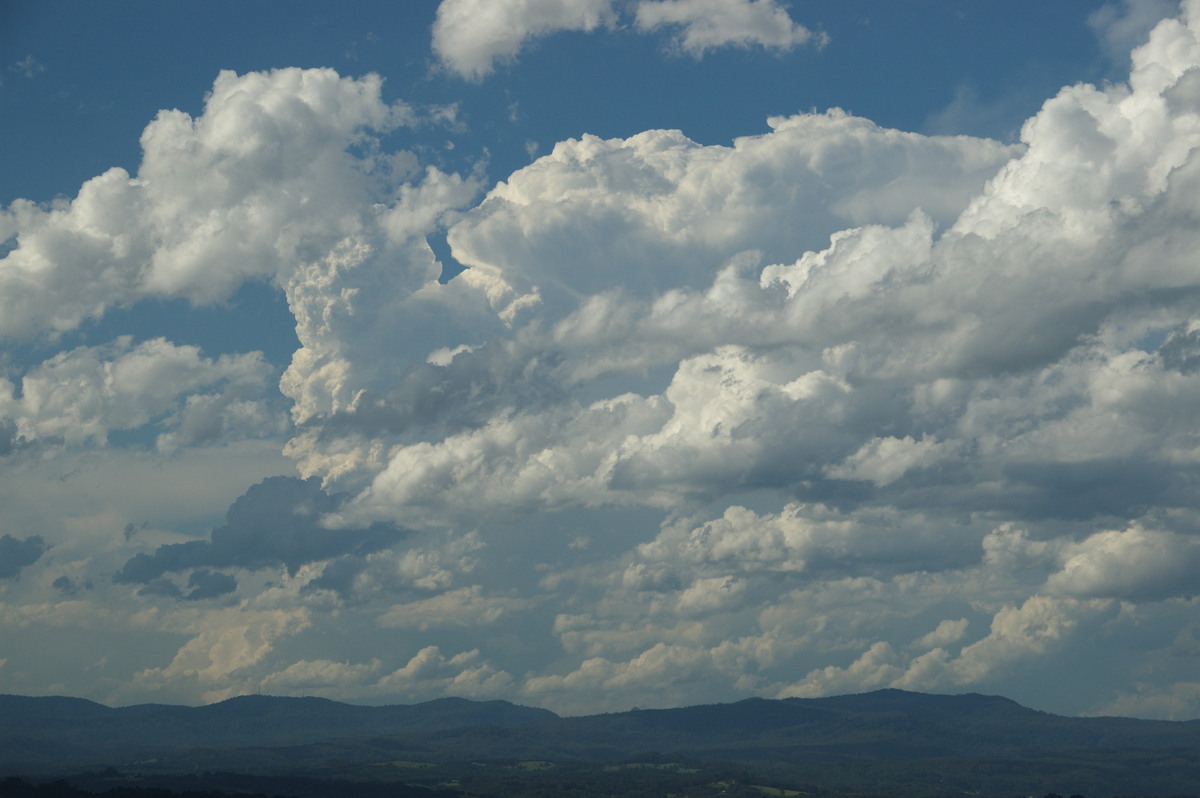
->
[[129, 606, 312, 704], [0, 67, 475, 341], [0, 337, 275, 450], [1045, 524, 1200, 602], [294, 114, 1016, 514], [9, 1, 1200, 721], [302, 2, 1200, 537]]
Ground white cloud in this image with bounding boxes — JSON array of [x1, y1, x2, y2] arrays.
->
[[317, 117, 1015, 519], [379, 585, 531, 630], [774, 596, 1112, 699], [1093, 680, 1200, 721], [521, 642, 716, 713], [912, 618, 969, 651], [939, 596, 1112, 687], [1, 337, 273, 448], [14, 3, 1200, 718], [0, 69, 419, 339], [777, 641, 902, 699], [826, 435, 954, 487], [128, 605, 312, 703], [429, 0, 822, 81], [432, 0, 617, 80], [375, 646, 514, 700], [635, 0, 826, 57], [1045, 524, 1200, 601]]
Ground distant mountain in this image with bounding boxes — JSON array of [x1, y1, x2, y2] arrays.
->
[[0, 693, 555, 769], [4, 689, 1200, 796], [405, 689, 1200, 764]]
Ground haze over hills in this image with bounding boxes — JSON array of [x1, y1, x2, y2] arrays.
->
[[4, 688, 1200, 796]]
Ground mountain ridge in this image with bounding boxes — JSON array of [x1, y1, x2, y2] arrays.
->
[[5, 689, 1200, 796]]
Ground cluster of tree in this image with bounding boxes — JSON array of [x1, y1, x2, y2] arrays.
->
[[11, 766, 1200, 798], [0, 772, 443, 798], [0, 776, 282, 798]]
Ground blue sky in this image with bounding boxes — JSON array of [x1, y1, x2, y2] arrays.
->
[[4, 0, 1119, 200], [3, 0, 1200, 720]]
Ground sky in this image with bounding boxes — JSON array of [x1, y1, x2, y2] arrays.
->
[[2, 0, 1200, 721]]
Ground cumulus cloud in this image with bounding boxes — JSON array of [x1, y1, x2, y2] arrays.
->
[[379, 585, 532, 630], [12, 2, 1200, 717], [303, 2, 1200, 539], [247, 646, 516, 702], [430, 0, 822, 80], [0, 67, 476, 342], [261, 5, 1200, 714], [1045, 524, 1200, 602], [303, 115, 1016, 514], [305, 530, 484, 597], [634, 0, 826, 57], [114, 476, 401, 588], [130, 606, 312, 703], [0, 337, 275, 450], [912, 618, 969, 651], [778, 641, 903, 698], [775, 595, 1113, 699], [432, 0, 617, 80], [522, 642, 719, 712], [376, 646, 514, 698]]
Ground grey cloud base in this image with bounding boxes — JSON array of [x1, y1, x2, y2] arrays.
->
[[0, 535, 48, 579], [114, 477, 401, 589]]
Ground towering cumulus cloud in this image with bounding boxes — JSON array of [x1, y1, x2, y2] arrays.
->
[[5, 2, 1200, 719], [302, 2, 1200, 716]]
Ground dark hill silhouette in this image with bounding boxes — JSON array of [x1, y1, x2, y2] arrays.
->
[[4, 688, 1200, 795], [0, 693, 555, 769]]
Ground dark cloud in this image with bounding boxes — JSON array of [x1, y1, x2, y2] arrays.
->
[[52, 575, 91, 595], [184, 568, 237, 600], [1000, 459, 1176, 520], [114, 476, 402, 586], [0, 534, 48, 579], [137, 578, 182, 599], [0, 420, 21, 456], [303, 555, 369, 596]]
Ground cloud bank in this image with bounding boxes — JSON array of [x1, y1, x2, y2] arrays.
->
[[5, 1, 1200, 720]]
